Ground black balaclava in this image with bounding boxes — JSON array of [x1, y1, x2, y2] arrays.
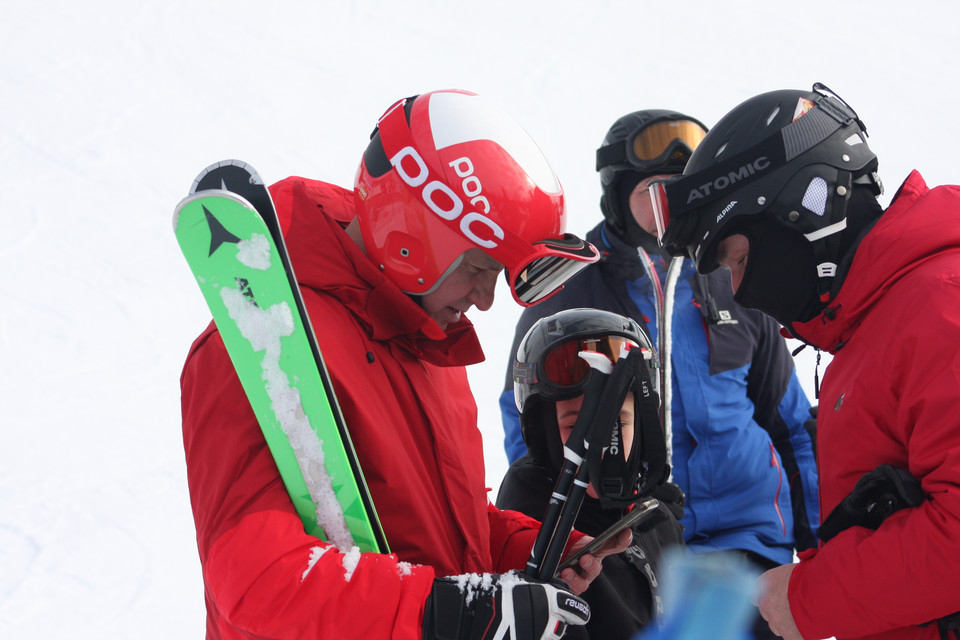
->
[[612, 171, 652, 248], [732, 219, 824, 326], [829, 186, 885, 297], [523, 400, 566, 481], [731, 186, 885, 326]]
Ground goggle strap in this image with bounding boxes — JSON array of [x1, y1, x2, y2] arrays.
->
[[512, 361, 537, 386], [595, 141, 627, 171], [596, 119, 708, 172], [665, 95, 854, 221], [667, 132, 786, 218]]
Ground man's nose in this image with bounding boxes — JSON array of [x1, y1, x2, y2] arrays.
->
[[469, 271, 498, 311]]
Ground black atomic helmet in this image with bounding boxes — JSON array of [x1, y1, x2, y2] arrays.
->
[[650, 84, 883, 322], [513, 308, 666, 504], [596, 109, 708, 246]]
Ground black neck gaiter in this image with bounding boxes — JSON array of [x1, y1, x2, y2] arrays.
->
[[733, 221, 825, 326]]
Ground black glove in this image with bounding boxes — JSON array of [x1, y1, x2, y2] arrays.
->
[[422, 571, 590, 640], [650, 481, 685, 522], [818, 464, 924, 542]]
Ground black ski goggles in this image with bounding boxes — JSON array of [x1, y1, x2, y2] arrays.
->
[[541, 335, 644, 391], [596, 118, 708, 173]]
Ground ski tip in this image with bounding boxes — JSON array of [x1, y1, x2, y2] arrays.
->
[[190, 159, 265, 196], [173, 189, 258, 233]]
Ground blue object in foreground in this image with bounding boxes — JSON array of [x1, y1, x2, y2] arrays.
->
[[634, 550, 760, 640]]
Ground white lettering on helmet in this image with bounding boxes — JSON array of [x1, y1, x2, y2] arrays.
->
[[463, 176, 482, 197], [422, 181, 463, 221], [461, 212, 503, 248], [449, 156, 491, 213], [687, 156, 771, 205], [390, 147, 503, 249], [390, 146, 429, 187], [449, 156, 474, 177], [716, 200, 738, 224]]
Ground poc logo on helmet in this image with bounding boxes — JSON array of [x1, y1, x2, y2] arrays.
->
[[390, 146, 504, 249]]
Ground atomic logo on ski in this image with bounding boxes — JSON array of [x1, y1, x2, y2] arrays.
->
[[235, 278, 259, 307], [204, 205, 241, 256]]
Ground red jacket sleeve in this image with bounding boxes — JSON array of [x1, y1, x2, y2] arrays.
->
[[487, 501, 588, 573], [181, 325, 434, 639]]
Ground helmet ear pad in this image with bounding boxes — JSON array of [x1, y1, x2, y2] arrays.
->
[[601, 171, 651, 247], [521, 397, 565, 480]]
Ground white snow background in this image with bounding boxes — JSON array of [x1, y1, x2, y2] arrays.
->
[[2, 0, 956, 636]]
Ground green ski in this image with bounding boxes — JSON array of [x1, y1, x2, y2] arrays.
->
[[173, 168, 388, 554]]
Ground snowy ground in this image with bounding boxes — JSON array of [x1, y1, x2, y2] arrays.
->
[[2, 0, 956, 636]]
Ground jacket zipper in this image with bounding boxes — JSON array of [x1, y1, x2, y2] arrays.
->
[[769, 443, 787, 536]]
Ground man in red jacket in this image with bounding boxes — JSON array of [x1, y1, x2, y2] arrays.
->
[[180, 89, 631, 640], [651, 84, 960, 640]]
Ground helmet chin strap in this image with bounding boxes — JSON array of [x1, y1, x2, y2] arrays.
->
[[805, 217, 847, 296]]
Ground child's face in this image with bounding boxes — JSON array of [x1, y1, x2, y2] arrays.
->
[[555, 392, 636, 498]]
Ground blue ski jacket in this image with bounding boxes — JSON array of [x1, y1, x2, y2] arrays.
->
[[500, 222, 819, 564]]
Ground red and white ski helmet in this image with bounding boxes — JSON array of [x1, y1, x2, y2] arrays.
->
[[354, 89, 598, 307]]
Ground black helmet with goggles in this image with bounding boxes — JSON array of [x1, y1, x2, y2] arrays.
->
[[597, 110, 708, 246]]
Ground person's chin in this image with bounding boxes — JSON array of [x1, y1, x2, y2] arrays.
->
[[432, 307, 462, 330]]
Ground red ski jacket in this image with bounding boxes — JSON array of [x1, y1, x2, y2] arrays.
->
[[787, 172, 960, 640], [180, 177, 556, 639]]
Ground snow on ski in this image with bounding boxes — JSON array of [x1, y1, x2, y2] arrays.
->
[[174, 162, 388, 554]]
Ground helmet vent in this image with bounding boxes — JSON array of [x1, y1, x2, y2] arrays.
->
[[801, 177, 828, 216], [766, 105, 781, 126], [714, 142, 728, 159], [844, 133, 865, 147]]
